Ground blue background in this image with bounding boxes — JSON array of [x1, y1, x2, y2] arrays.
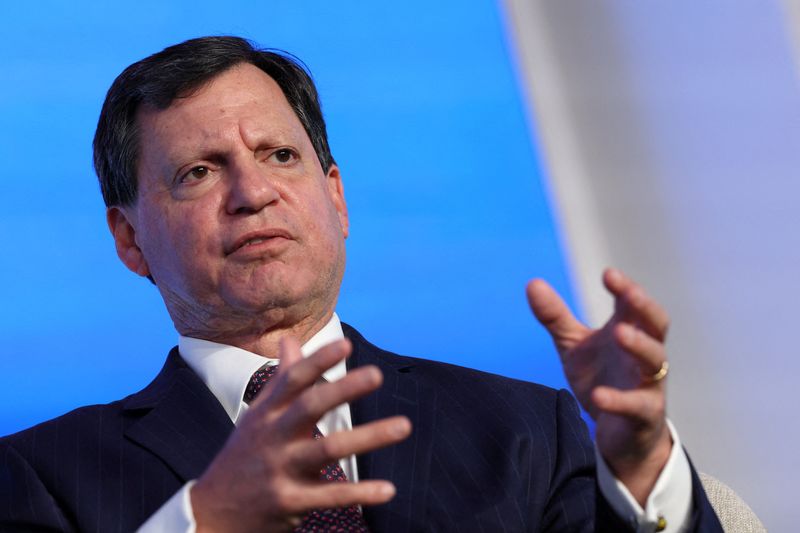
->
[[0, 0, 578, 436]]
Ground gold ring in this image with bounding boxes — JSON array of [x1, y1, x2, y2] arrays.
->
[[650, 361, 669, 382]]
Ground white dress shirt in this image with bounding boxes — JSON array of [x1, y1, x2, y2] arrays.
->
[[138, 314, 354, 532], [177, 313, 356, 480], [138, 313, 692, 532], [598, 419, 692, 533]]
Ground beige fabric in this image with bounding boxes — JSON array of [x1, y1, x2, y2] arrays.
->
[[700, 473, 766, 532]]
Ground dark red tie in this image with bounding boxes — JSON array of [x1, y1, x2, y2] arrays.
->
[[245, 365, 370, 532]]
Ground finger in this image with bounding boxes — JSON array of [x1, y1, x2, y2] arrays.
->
[[592, 386, 666, 424], [289, 416, 412, 475], [602, 267, 633, 298], [251, 339, 352, 410], [277, 365, 384, 433], [603, 268, 639, 319], [604, 269, 670, 341], [614, 323, 666, 378], [278, 336, 303, 369], [526, 279, 588, 351], [287, 480, 397, 513], [625, 288, 670, 342]]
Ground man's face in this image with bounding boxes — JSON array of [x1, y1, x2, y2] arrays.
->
[[109, 64, 348, 339]]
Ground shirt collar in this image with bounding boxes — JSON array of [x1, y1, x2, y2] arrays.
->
[[178, 313, 345, 424]]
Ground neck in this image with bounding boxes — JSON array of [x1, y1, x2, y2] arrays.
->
[[169, 297, 335, 357], [206, 310, 333, 357]]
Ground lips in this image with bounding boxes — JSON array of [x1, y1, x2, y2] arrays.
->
[[226, 229, 292, 256]]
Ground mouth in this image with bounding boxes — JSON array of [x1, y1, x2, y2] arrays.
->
[[226, 229, 292, 256]]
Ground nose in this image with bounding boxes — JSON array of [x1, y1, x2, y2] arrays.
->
[[224, 157, 280, 215]]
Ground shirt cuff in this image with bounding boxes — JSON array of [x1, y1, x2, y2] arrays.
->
[[136, 480, 197, 533], [595, 419, 692, 533]]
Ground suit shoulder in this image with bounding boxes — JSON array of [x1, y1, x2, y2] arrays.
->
[[399, 351, 559, 399], [1, 347, 194, 451], [1, 400, 128, 452]]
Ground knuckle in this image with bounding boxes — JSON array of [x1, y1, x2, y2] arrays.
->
[[626, 286, 645, 305], [629, 326, 642, 348], [310, 349, 336, 372], [283, 367, 305, 391], [379, 421, 399, 441], [306, 357, 325, 376], [650, 394, 666, 419], [330, 484, 355, 506], [298, 392, 323, 418]]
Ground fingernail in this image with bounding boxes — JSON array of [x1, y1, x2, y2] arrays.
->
[[391, 419, 411, 437], [363, 367, 381, 384], [379, 483, 396, 497]]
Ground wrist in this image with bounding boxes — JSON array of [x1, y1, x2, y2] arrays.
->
[[191, 476, 240, 533], [606, 424, 672, 507]]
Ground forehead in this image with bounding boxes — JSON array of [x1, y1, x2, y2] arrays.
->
[[136, 63, 306, 159]]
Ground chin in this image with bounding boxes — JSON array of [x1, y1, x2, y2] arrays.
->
[[223, 287, 290, 312], [221, 275, 313, 310], [220, 260, 342, 316]]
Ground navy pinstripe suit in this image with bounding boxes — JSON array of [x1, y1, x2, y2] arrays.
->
[[0, 325, 721, 532]]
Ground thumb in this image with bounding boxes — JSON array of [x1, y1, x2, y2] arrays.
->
[[526, 279, 587, 351]]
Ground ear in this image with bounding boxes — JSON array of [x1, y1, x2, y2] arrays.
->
[[107, 207, 151, 277], [326, 164, 349, 238]]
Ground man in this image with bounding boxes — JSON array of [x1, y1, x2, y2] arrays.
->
[[0, 36, 721, 532]]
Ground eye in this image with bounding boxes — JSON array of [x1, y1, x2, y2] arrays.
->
[[181, 166, 209, 183], [271, 148, 297, 164]]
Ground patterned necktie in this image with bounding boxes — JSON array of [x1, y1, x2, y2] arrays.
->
[[245, 365, 370, 532]]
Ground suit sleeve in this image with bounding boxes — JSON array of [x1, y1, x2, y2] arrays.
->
[[592, 418, 724, 532], [548, 390, 723, 532], [539, 389, 596, 532], [596, 419, 692, 531], [0, 443, 74, 533], [681, 456, 726, 532], [136, 481, 196, 533], [596, 455, 724, 533]]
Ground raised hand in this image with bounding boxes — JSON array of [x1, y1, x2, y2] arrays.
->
[[527, 268, 672, 505], [191, 337, 412, 532]]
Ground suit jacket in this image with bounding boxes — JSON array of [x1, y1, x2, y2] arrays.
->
[[0, 325, 722, 532]]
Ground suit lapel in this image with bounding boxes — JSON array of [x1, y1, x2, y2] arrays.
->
[[116, 333, 437, 529], [122, 349, 234, 482], [345, 326, 437, 532]]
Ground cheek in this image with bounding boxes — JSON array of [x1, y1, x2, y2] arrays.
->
[[309, 214, 346, 270], [140, 204, 219, 275], [304, 203, 343, 254]]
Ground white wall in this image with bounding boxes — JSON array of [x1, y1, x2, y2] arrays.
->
[[503, 1, 800, 529]]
